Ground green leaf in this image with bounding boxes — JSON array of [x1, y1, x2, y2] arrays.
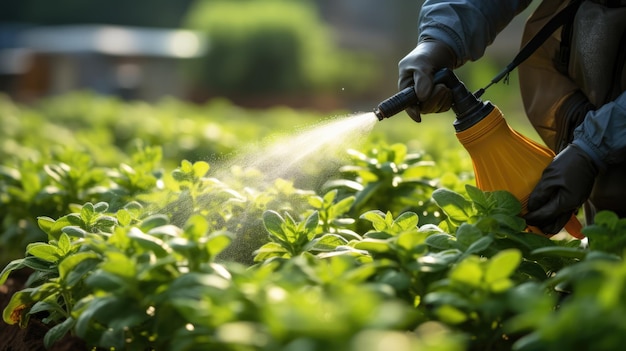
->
[[464, 235, 494, 256], [485, 249, 521, 284], [58, 252, 101, 284], [62, 226, 87, 238], [192, 161, 210, 178], [29, 300, 64, 316], [378, 269, 411, 291], [455, 224, 483, 248], [140, 214, 170, 232], [184, 215, 209, 240], [116, 209, 132, 227], [44, 317, 75, 349], [81, 202, 96, 222], [502, 231, 554, 251], [0, 259, 31, 285], [93, 202, 109, 213], [489, 191, 522, 215], [148, 225, 182, 237], [417, 249, 461, 272], [304, 211, 319, 234], [3, 288, 36, 326], [424, 291, 473, 309], [37, 216, 74, 240], [85, 271, 127, 291], [94, 216, 117, 229], [491, 213, 526, 231], [360, 210, 387, 231], [65, 213, 84, 227], [530, 246, 586, 259], [436, 304, 467, 324], [206, 231, 232, 258], [396, 231, 429, 251], [0, 165, 20, 182], [100, 251, 136, 278], [127, 228, 171, 257], [392, 212, 419, 231], [305, 234, 348, 252], [307, 195, 324, 209], [263, 210, 286, 242], [75, 296, 145, 338], [593, 210, 619, 228], [28, 282, 61, 302], [253, 242, 289, 262], [364, 231, 392, 240], [450, 256, 483, 287], [425, 233, 456, 250], [322, 189, 338, 204], [432, 188, 474, 222], [37, 216, 57, 235], [27, 243, 62, 263], [465, 184, 490, 210], [57, 233, 71, 255], [332, 196, 355, 215], [353, 238, 391, 254]]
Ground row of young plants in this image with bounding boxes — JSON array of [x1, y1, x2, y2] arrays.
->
[[2, 138, 626, 350], [2, 92, 626, 350], [0, 91, 463, 266]]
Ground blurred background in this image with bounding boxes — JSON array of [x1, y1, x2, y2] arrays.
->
[[0, 0, 533, 112]]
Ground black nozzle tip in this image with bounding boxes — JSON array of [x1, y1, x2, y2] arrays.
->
[[373, 108, 385, 121]]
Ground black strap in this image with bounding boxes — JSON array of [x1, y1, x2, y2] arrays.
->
[[474, 0, 583, 97]]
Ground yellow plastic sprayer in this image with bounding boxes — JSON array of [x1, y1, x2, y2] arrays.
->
[[374, 68, 584, 239]]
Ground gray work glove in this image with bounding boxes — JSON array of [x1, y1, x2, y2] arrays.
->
[[525, 144, 599, 234], [398, 39, 457, 122]]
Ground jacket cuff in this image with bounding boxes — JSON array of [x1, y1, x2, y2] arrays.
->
[[572, 139, 606, 172]]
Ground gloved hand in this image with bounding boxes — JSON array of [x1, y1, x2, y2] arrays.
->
[[398, 39, 457, 122], [525, 144, 598, 234]]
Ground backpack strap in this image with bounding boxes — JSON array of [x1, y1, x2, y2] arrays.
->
[[474, 0, 583, 97]]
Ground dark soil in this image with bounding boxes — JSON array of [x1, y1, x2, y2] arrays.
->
[[0, 269, 88, 351]]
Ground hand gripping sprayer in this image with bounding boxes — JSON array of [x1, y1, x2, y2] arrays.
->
[[374, 68, 584, 239]]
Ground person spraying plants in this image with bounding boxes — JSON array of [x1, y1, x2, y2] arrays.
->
[[383, 0, 626, 235]]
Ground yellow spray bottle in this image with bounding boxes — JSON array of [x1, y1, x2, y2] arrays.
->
[[375, 68, 584, 239]]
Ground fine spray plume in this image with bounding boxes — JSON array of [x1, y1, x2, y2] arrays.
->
[[374, 68, 584, 239]]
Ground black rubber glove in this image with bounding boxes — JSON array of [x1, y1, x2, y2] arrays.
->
[[398, 39, 457, 122], [525, 144, 599, 234]]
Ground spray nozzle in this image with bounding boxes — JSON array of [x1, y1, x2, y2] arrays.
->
[[374, 69, 451, 120], [374, 68, 493, 131]]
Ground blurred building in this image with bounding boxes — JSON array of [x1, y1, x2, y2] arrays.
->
[[0, 24, 206, 102]]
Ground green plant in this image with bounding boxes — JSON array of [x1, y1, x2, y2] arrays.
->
[[324, 143, 447, 227], [5, 91, 626, 351]]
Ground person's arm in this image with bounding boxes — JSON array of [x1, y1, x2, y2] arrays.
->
[[418, 0, 533, 66], [398, 0, 532, 122], [525, 93, 626, 234], [573, 91, 626, 169]]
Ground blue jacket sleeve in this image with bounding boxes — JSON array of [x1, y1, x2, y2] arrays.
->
[[573, 91, 626, 169], [418, 0, 533, 66]]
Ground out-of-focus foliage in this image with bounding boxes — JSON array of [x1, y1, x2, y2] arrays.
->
[[184, 0, 378, 95], [0, 0, 194, 27]]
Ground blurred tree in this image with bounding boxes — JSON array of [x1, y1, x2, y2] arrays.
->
[[183, 0, 378, 99]]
